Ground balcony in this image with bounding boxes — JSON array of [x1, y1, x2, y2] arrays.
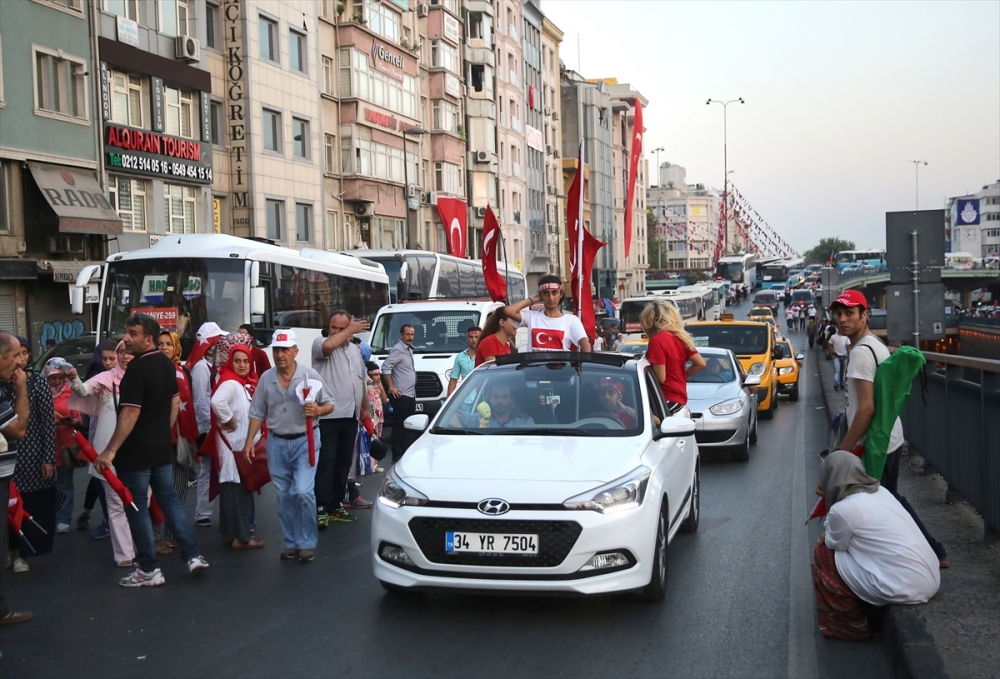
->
[[508, 70, 520, 87], [511, 115, 522, 133], [508, 25, 519, 42], [512, 162, 522, 178]]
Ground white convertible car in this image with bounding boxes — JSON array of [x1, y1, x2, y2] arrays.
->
[[371, 351, 700, 602]]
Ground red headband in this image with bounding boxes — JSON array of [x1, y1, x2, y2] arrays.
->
[[539, 283, 561, 291]]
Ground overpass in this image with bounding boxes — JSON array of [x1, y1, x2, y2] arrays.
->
[[823, 266, 1000, 309]]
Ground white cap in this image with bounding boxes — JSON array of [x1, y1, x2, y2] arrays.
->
[[196, 322, 224, 340], [271, 329, 298, 348]]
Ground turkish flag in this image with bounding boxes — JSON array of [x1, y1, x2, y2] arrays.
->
[[566, 138, 606, 344], [184, 334, 220, 372], [531, 328, 565, 351], [175, 366, 199, 443], [624, 98, 642, 258], [436, 195, 468, 259], [481, 206, 507, 302]]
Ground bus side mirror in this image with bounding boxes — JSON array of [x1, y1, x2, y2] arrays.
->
[[70, 286, 85, 315], [250, 287, 266, 315], [250, 261, 260, 287]]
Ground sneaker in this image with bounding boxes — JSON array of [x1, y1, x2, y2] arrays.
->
[[90, 521, 110, 540], [187, 556, 210, 573], [297, 549, 315, 563], [56, 523, 71, 534], [280, 548, 300, 560], [316, 512, 329, 529], [76, 513, 90, 531], [195, 518, 212, 527], [330, 507, 357, 523], [344, 497, 373, 510], [12, 557, 29, 573], [119, 568, 165, 588]]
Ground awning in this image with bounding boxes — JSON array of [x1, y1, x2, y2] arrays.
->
[[46, 261, 104, 284], [27, 162, 123, 235]]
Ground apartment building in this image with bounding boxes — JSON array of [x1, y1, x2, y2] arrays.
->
[[520, 0, 546, 287], [947, 180, 1000, 258], [540, 15, 563, 279], [495, 0, 526, 273], [607, 82, 648, 298], [647, 162, 719, 271]]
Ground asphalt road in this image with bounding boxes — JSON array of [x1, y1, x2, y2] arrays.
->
[[1, 297, 890, 679]]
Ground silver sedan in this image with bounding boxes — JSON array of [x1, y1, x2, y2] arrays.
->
[[686, 347, 760, 462]]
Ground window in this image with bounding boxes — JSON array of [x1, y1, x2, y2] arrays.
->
[[469, 64, 493, 100], [0, 36, 4, 107], [431, 40, 458, 73], [108, 176, 147, 231], [339, 48, 417, 119], [33, 47, 88, 121], [165, 85, 193, 138], [430, 0, 458, 13], [322, 56, 335, 95], [289, 29, 306, 74], [109, 69, 143, 127], [296, 203, 312, 242], [259, 15, 278, 62], [325, 134, 336, 173], [435, 162, 462, 195], [0, 163, 9, 232], [373, 217, 405, 250], [364, 0, 400, 43], [103, 0, 138, 20], [432, 100, 458, 134], [158, 0, 189, 37], [164, 184, 196, 234], [205, 2, 221, 49], [319, 0, 336, 20], [263, 108, 282, 152], [266, 199, 284, 240], [467, 12, 492, 43], [209, 100, 223, 146], [39, 0, 83, 12], [341, 126, 417, 183], [292, 117, 309, 159]]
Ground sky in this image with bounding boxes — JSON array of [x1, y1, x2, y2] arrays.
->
[[542, 0, 1000, 254]]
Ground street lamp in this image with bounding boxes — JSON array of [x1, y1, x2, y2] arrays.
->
[[651, 147, 664, 270], [909, 160, 928, 210], [402, 127, 427, 249], [707, 97, 744, 255]]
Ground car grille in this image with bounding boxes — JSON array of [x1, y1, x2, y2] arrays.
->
[[415, 372, 443, 399], [408, 518, 583, 567], [695, 430, 738, 444]]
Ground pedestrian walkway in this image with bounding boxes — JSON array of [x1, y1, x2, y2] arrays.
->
[[814, 344, 1000, 679]]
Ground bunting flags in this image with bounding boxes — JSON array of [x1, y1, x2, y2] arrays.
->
[[435, 195, 468, 259], [711, 182, 801, 262], [566, 138, 605, 342], [623, 98, 643, 258], [481, 206, 507, 303]]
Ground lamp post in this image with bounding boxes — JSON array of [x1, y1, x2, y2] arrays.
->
[[908, 160, 928, 210], [707, 97, 744, 255], [402, 127, 427, 249], [651, 146, 664, 270]]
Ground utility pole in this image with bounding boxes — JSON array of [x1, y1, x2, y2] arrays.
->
[[652, 147, 664, 270], [707, 98, 744, 254], [909, 160, 928, 210]]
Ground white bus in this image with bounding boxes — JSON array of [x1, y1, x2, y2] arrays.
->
[[714, 253, 757, 289], [675, 284, 722, 321], [945, 252, 974, 270], [343, 249, 527, 303], [72, 234, 390, 361], [617, 291, 703, 341]]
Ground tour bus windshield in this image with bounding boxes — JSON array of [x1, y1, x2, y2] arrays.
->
[[688, 325, 770, 356], [102, 258, 245, 352], [370, 309, 483, 355], [715, 261, 745, 282], [366, 253, 526, 302]]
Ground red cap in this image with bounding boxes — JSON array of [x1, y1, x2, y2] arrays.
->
[[597, 376, 625, 395], [831, 289, 868, 310]]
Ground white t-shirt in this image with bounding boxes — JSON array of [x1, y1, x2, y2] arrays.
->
[[808, 307, 818, 318], [518, 310, 589, 351], [829, 333, 850, 357], [593, 336, 605, 351], [785, 308, 795, 320], [824, 487, 939, 606], [845, 334, 904, 453]]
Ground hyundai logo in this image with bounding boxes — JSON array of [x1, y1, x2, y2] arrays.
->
[[477, 498, 510, 516]]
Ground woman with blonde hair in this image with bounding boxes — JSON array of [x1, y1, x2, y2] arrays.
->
[[640, 298, 706, 413]]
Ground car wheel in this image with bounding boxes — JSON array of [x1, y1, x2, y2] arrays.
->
[[749, 411, 758, 445], [732, 429, 750, 462], [634, 503, 669, 602], [760, 395, 774, 420], [680, 460, 700, 533], [789, 382, 799, 402]]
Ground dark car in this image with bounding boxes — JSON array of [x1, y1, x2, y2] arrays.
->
[[32, 333, 98, 375], [752, 291, 779, 317]]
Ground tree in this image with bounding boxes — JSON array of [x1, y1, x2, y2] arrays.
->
[[803, 237, 855, 264], [647, 208, 665, 269], [687, 270, 711, 284]]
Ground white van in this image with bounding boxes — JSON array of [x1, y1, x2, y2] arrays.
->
[[368, 300, 527, 418]]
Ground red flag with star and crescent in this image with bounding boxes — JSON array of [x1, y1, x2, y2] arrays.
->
[[481, 205, 507, 302], [566, 138, 606, 344], [624, 97, 643, 258], [436, 195, 468, 259], [175, 366, 199, 443], [184, 334, 220, 372]]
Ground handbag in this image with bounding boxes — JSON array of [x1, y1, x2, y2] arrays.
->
[[369, 436, 388, 462], [176, 436, 191, 468], [232, 435, 271, 494]]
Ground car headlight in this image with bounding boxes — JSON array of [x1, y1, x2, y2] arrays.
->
[[778, 366, 795, 375], [377, 469, 429, 509], [748, 362, 765, 376], [563, 466, 650, 514], [709, 398, 744, 415]]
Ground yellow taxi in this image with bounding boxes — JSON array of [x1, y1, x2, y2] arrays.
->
[[773, 336, 803, 401], [616, 338, 649, 357], [748, 306, 774, 322], [687, 314, 781, 418]]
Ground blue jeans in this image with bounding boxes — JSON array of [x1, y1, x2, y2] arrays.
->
[[267, 432, 320, 550], [118, 464, 201, 573], [56, 467, 75, 526], [832, 355, 847, 388]]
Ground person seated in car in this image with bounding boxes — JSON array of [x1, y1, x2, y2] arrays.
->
[[453, 381, 534, 429], [585, 377, 637, 428], [704, 357, 734, 382]]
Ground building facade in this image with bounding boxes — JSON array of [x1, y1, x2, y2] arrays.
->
[[608, 82, 647, 298], [494, 0, 526, 274], [646, 162, 719, 272], [540, 15, 563, 279], [947, 180, 1000, 259]]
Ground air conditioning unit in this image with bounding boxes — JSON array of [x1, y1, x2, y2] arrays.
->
[[551, 110, 559, 121], [407, 184, 419, 198], [354, 202, 375, 218], [513, 210, 522, 224], [421, 191, 433, 205], [49, 235, 85, 255], [475, 207, 487, 218], [544, 107, 550, 116], [417, 3, 429, 17], [545, 144, 552, 155], [553, 149, 560, 158], [174, 35, 201, 63], [474, 150, 490, 164]]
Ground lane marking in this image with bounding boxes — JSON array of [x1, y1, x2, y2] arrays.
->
[[788, 352, 819, 679]]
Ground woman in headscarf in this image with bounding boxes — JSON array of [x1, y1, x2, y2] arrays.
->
[[208, 332, 263, 549], [812, 450, 940, 641], [76, 340, 117, 535], [640, 298, 706, 414], [67, 340, 136, 567], [45, 359, 83, 533]]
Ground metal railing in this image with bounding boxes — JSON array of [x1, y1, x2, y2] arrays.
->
[[899, 351, 1000, 539]]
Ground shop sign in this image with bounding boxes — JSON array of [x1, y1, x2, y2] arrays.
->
[[104, 123, 213, 184], [117, 16, 139, 47], [370, 39, 405, 80], [0, 260, 37, 279], [444, 73, 460, 98], [131, 306, 178, 331], [213, 198, 221, 233], [140, 275, 202, 304], [85, 283, 99, 304], [365, 109, 400, 131], [444, 14, 460, 43], [99, 61, 111, 121], [224, 0, 252, 231], [151, 77, 165, 132], [525, 125, 544, 152]]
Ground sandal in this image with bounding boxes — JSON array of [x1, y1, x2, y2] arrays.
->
[[155, 541, 173, 555], [0, 610, 33, 625], [231, 538, 265, 550], [117, 560, 134, 568]]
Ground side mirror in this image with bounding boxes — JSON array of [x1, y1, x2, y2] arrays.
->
[[250, 286, 266, 315], [250, 260, 260, 287], [70, 286, 85, 315], [743, 374, 762, 387], [771, 349, 782, 360], [658, 416, 696, 438], [403, 414, 429, 431], [795, 353, 804, 362]]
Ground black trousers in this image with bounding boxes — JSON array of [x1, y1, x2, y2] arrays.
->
[[316, 418, 359, 513], [881, 446, 947, 559], [389, 394, 416, 462]]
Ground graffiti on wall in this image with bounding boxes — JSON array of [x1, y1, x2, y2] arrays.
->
[[40, 319, 86, 351]]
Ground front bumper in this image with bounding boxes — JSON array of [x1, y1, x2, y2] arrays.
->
[[690, 407, 750, 447]]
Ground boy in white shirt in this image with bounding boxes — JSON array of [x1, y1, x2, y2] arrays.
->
[[504, 275, 592, 352]]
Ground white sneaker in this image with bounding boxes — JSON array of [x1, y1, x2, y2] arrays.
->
[[187, 556, 210, 573], [56, 523, 71, 533], [12, 557, 29, 573], [119, 568, 165, 587]]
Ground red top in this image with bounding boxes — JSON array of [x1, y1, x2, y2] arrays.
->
[[645, 331, 697, 405], [475, 334, 511, 367]]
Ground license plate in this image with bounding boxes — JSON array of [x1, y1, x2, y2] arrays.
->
[[414, 403, 424, 412], [445, 531, 538, 555]]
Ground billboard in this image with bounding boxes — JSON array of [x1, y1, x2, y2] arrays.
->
[[886, 210, 945, 285], [954, 198, 981, 226]]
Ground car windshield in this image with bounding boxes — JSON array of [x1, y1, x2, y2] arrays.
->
[[688, 355, 737, 383], [753, 293, 777, 304], [689, 325, 770, 356], [433, 363, 644, 436], [371, 309, 481, 354], [775, 342, 792, 359], [617, 344, 646, 356]]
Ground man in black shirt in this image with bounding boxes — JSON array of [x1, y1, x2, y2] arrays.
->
[[95, 314, 209, 587]]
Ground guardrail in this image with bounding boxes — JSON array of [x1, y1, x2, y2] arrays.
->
[[960, 316, 1000, 329], [899, 351, 1000, 540]]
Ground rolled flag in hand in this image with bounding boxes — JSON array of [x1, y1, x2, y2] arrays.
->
[[295, 377, 324, 467], [72, 430, 138, 511]]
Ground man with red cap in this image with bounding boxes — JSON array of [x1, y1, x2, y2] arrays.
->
[[831, 289, 948, 568], [588, 376, 637, 429]]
